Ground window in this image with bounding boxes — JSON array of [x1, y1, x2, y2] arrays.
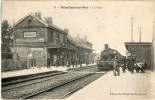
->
[[57, 33, 60, 44], [28, 20, 32, 27]]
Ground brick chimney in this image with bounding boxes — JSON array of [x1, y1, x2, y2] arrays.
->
[[35, 12, 42, 19], [83, 36, 87, 41], [64, 28, 69, 33], [76, 34, 80, 38], [45, 17, 52, 25], [29, 12, 33, 15]]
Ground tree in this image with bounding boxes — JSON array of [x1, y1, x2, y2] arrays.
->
[[1, 20, 13, 53]]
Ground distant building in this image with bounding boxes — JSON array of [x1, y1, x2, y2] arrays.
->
[[89, 53, 100, 63], [67, 35, 93, 64], [125, 42, 152, 69], [12, 12, 93, 68]]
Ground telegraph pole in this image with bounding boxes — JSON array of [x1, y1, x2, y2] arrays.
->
[[151, 20, 155, 71], [151, 1, 155, 71], [131, 17, 134, 42], [139, 27, 142, 42]]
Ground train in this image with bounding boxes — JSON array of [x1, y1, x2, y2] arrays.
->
[[97, 44, 121, 70]]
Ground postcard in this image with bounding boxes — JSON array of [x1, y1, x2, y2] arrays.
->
[[1, 0, 155, 100]]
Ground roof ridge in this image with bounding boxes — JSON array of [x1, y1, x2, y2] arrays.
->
[[13, 13, 48, 28], [13, 13, 67, 34], [68, 35, 93, 50]]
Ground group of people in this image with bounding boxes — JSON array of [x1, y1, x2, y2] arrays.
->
[[47, 57, 84, 68], [113, 55, 147, 76], [66, 58, 84, 67]]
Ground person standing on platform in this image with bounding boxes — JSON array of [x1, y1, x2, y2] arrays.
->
[[122, 56, 126, 73], [72, 59, 75, 68], [56, 58, 59, 67], [75, 58, 78, 67], [53, 57, 57, 66], [68, 58, 71, 67], [113, 55, 120, 76], [130, 56, 136, 73], [62, 58, 65, 66], [60, 57, 63, 66], [27, 51, 33, 69], [47, 57, 50, 68], [79, 57, 82, 67], [127, 57, 131, 71]]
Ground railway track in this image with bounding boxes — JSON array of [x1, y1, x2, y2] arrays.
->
[[2, 65, 99, 99], [2, 65, 96, 89], [2, 65, 96, 87], [21, 72, 105, 99], [67, 65, 97, 71], [2, 71, 67, 91], [59, 72, 105, 99], [2, 71, 66, 87]]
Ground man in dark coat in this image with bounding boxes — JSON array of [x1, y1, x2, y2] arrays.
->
[[122, 56, 126, 73], [72, 59, 75, 68], [47, 57, 50, 68], [79, 58, 82, 67], [130, 56, 135, 73], [127, 57, 131, 71], [56, 58, 59, 67]]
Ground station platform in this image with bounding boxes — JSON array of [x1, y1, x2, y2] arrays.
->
[[1, 63, 96, 79], [67, 70, 155, 100]]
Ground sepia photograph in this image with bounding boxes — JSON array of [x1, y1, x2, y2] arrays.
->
[[1, 0, 155, 99]]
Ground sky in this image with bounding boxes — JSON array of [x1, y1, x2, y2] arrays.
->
[[2, 1, 154, 55]]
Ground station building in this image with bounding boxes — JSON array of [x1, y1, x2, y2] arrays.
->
[[12, 12, 93, 68], [125, 42, 152, 69], [67, 35, 93, 64]]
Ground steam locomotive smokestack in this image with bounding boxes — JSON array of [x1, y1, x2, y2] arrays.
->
[[105, 44, 109, 50]]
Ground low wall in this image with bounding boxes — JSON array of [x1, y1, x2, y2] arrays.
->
[[1, 59, 28, 71]]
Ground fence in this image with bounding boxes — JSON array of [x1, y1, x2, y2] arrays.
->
[[1, 59, 27, 71]]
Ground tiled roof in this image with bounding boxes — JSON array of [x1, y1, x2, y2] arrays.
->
[[13, 14, 48, 27], [67, 35, 93, 51]]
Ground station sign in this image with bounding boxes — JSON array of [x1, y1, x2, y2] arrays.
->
[[24, 32, 36, 37]]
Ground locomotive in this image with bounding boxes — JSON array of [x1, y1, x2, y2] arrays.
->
[[97, 44, 121, 70]]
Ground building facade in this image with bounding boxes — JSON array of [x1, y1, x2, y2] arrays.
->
[[67, 35, 93, 65], [125, 42, 152, 69], [12, 12, 93, 68]]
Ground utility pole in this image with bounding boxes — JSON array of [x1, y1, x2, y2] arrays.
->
[[131, 17, 134, 42], [151, 1, 155, 71], [139, 27, 142, 42], [151, 20, 155, 71]]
